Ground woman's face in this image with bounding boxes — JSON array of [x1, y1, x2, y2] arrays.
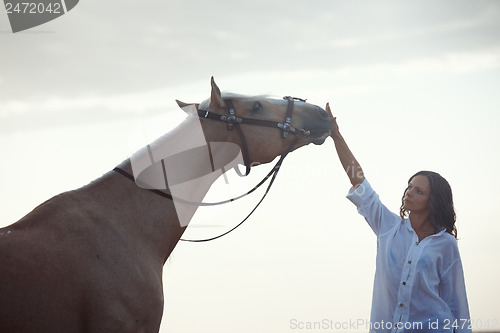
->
[[403, 175, 431, 213]]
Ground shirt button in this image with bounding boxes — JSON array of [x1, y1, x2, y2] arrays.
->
[[399, 302, 404, 307], [408, 260, 412, 264], [416, 241, 419, 245], [402, 281, 407, 286]]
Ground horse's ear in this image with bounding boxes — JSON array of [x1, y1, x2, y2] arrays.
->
[[209, 76, 225, 110], [176, 100, 191, 109], [176, 100, 199, 115]]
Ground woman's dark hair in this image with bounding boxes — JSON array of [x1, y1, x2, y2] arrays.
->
[[399, 171, 457, 239]]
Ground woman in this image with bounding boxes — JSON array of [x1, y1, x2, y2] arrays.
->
[[326, 103, 471, 333]]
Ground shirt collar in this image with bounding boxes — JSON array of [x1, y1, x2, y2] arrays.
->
[[404, 218, 447, 238]]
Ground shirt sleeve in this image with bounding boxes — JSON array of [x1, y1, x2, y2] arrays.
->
[[439, 252, 472, 333], [346, 178, 400, 236]]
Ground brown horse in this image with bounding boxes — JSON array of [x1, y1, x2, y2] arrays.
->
[[0, 77, 333, 333]]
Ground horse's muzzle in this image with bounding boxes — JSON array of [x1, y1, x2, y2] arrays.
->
[[306, 128, 331, 145]]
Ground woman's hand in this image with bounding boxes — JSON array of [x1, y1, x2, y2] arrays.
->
[[326, 102, 340, 140], [326, 102, 364, 188]]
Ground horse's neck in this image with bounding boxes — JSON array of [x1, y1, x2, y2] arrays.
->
[[129, 115, 243, 227], [86, 116, 242, 262]]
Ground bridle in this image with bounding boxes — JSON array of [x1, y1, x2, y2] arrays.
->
[[197, 96, 311, 176], [113, 96, 310, 242]]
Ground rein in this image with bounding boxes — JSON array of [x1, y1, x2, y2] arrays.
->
[[113, 96, 306, 242]]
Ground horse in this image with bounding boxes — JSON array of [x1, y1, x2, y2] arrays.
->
[[0, 77, 334, 333]]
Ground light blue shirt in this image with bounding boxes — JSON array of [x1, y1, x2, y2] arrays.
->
[[347, 179, 471, 333]]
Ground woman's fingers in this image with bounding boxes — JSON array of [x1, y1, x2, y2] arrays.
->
[[326, 102, 333, 118], [326, 102, 338, 137]]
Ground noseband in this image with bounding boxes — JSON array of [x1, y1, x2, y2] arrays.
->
[[197, 96, 310, 176], [113, 96, 310, 242]]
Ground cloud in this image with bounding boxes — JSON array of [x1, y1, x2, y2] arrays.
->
[[2, 0, 499, 106], [0, 78, 210, 134], [2, 44, 498, 134], [336, 48, 500, 77]]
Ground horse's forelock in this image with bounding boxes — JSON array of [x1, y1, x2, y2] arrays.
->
[[199, 92, 273, 111]]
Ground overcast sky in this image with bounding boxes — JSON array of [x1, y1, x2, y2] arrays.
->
[[1, 1, 500, 332], [2, 1, 499, 105]]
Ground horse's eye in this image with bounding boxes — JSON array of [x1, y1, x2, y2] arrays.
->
[[252, 102, 263, 113]]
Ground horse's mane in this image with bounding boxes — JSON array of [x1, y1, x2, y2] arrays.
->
[[199, 92, 273, 110]]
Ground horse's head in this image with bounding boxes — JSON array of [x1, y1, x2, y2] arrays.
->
[[176, 77, 334, 167]]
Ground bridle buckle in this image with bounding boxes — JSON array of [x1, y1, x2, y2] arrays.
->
[[221, 108, 242, 130], [278, 120, 296, 138]]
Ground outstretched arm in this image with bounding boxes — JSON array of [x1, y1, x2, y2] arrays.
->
[[326, 103, 365, 188]]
